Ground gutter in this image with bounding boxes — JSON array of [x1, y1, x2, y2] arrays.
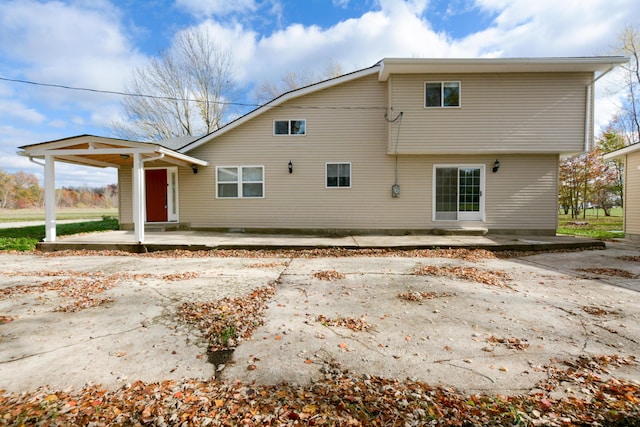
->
[[585, 64, 618, 152]]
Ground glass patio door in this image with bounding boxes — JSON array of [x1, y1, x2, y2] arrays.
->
[[434, 166, 484, 221]]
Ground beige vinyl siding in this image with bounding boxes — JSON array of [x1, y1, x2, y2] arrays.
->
[[178, 68, 557, 233], [118, 167, 132, 226], [624, 151, 640, 240], [387, 72, 591, 154]]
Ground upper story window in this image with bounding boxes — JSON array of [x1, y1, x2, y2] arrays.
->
[[326, 162, 351, 188], [274, 119, 306, 135], [425, 82, 460, 108], [216, 166, 264, 198]]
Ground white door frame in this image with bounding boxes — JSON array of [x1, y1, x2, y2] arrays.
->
[[432, 164, 485, 222]]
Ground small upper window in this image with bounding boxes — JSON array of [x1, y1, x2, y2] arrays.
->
[[274, 120, 306, 135], [326, 163, 351, 188], [425, 82, 460, 108]]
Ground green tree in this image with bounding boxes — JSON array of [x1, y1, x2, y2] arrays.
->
[[597, 127, 626, 207]]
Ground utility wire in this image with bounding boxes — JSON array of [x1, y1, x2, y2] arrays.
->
[[0, 76, 386, 110]]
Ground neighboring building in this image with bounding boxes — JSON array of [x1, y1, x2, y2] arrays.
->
[[19, 56, 628, 243], [604, 142, 640, 242]]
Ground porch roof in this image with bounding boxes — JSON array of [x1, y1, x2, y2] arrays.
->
[[18, 134, 209, 168]]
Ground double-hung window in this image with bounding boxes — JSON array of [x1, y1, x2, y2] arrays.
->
[[326, 162, 351, 188], [425, 82, 460, 108], [274, 119, 306, 135], [217, 166, 264, 198]]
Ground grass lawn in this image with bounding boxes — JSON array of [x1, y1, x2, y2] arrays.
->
[[0, 209, 119, 251], [0, 207, 118, 223], [557, 207, 624, 239]]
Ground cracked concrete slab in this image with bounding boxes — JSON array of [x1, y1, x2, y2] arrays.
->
[[1, 242, 639, 396]]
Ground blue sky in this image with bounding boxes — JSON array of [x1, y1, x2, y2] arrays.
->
[[0, 0, 638, 187]]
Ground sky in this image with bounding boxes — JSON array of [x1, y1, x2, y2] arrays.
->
[[0, 0, 638, 188]]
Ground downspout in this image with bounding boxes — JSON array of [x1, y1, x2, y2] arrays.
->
[[584, 65, 617, 152]]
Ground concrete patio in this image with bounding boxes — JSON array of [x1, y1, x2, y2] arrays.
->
[[37, 229, 607, 253]]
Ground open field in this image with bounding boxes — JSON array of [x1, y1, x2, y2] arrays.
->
[[0, 208, 117, 223], [557, 207, 624, 239]]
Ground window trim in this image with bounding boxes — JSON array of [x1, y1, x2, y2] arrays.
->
[[325, 162, 352, 189], [432, 164, 485, 222], [273, 119, 306, 136], [424, 81, 461, 108], [216, 165, 265, 199]]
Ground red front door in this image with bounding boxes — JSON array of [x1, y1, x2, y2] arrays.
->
[[145, 169, 168, 222]]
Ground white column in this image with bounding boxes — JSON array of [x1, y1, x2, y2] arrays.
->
[[44, 154, 56, 242], [132, 152, 145, 243]]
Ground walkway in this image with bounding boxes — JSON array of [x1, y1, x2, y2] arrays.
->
[[36, 229, 607, 253]]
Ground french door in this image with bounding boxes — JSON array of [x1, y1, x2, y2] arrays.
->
[[434, 165, 484, 221]]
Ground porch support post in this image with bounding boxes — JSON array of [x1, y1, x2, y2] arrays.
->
[[44, 154, 56, 242], [132, 152, 145, 243]]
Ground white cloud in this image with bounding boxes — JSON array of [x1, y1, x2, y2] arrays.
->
[[0, 101, 46, 124], [469, 0, 639, 57], [175, 0, 258, 16]]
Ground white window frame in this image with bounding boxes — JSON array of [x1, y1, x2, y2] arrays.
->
[[432, 164, 485, 222], [325, 162, 352, 189], [216, 165, 265, 199], [273, 119, 306, 136], [424, 81, 461, 108]]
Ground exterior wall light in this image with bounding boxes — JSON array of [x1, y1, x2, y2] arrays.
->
[[120, 154, 130, 159], [288, 161, 293, 174], [492, 159, 500, 173], [192, 165, 198, 174]]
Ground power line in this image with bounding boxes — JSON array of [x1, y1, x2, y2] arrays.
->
[[0, 76, 387, 110], [0, 76, 260, 108]]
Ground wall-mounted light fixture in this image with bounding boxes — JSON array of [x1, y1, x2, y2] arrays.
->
[[288, 161, 293, 174], [120, 154, 130, 159], [192, 165, 198, 174], [492, 159, 500, 173]]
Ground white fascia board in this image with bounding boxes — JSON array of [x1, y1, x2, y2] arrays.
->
[[378, 56, 629, 81], [156, 147, 209, 166], [180, 66, 381, 153], [18, 134, 149, 150]]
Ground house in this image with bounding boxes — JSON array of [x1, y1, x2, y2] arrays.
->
[[18, 56, 628, 243], [603, 142, 640, 241]]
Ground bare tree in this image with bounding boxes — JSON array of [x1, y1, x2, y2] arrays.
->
[[611, 25, 640, 144], [253, 61, 344, 104], [112, 27, 238, 141]]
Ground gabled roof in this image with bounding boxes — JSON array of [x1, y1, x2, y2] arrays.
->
[[603, 142, 640, 160], [18, 134, 208, 168]]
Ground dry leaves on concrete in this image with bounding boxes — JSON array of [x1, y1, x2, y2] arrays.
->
[[1, 354, 638, 426], [0, 270, 203, 313], [177, 285, 276, 351], [576, 267, 636, 278], [617, 255, 640, 262], [0, 271, 118, 313], [397, 291, 453, 302], [413, 265, 513, 288], [315, 314, 372, 332], [486, 335, 530, 351], [312, 270, 346, 281], [582, 305, 619, 316], [39, 247, 499, 261]]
